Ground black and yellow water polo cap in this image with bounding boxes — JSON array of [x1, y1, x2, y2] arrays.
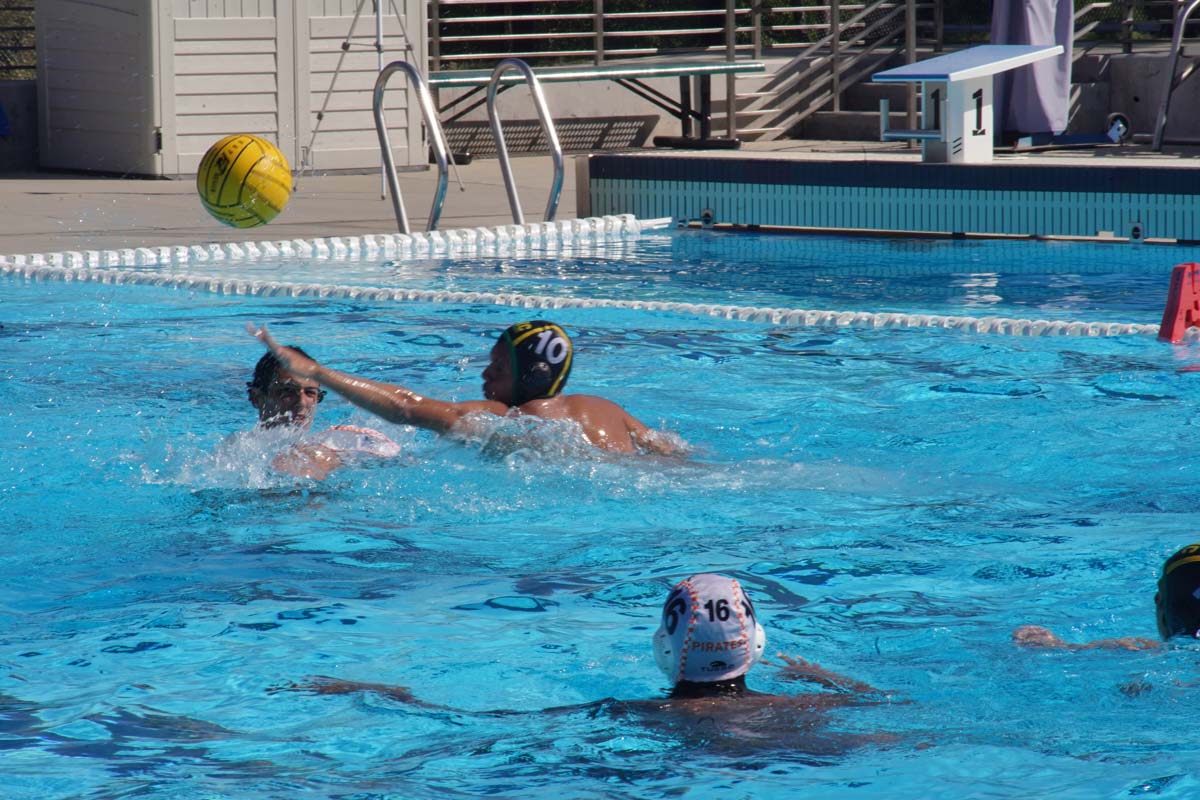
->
[[498, 320, 573, 406]]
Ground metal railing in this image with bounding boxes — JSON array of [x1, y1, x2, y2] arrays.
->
[[6, 2, 1197, 82], [428, 0, 1200, 142], [431, 0, 758, 68], [1153, 0, 1200, 149], [1068, 1, 1198, 55], [487, 58, 565, 223], [374, 61, 452, 233], [695, 1, 937, 138], [429, 0, 949, 70]]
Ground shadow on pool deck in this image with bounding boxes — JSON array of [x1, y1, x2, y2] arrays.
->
[[2, 139, 1199, 257]]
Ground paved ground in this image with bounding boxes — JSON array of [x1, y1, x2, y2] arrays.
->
[[0, 155, 581, 257], [3, 138, 1199, 257]]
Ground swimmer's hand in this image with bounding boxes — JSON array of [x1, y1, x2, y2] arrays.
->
[[1012, 625, 1070, 649], [1012, 625, 1159, 652], [632, 427, 691, 458], [245, 322, 321, 380]]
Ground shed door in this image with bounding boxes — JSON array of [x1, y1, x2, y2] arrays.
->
[[160, 1, 423, 176], [161, 2, 299, 177], [36, 0, 161, 175], [299, 2, 424, 173]]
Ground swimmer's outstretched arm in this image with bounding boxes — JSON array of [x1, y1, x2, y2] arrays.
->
[[773, 653, 885, 697], [1012, 625, 1159, 652], [248, 323, 505, 434], [272, 679, 619, 718]]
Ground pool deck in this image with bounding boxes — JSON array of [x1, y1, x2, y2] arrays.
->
[[3, 139, 1200, 257]]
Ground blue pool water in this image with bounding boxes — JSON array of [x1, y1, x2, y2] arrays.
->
[[6, 230, 1200, 798]]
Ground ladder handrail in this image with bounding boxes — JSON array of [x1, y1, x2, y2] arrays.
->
[[374, 60, 451, 233], [1152, 0, 1200, 151], [486, 58, 565, 225]]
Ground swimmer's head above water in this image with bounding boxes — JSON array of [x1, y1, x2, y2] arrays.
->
[[248, 347, 326, 429], [483, 321, 574, 407], [1156, 543, 1200, 640], [653, 573, 767, 695]]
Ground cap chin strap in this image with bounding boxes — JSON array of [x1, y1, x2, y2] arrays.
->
[[652, 622, 767, 683]]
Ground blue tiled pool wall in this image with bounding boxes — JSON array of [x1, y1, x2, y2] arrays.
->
[[587, 155, 1200, 241]]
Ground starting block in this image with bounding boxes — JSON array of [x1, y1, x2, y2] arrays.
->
[[873, 44, 1064, 164]]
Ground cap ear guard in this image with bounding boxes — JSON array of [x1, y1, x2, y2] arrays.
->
[[750, 620, 766, 663], [519, 361, 554, 400], [653, 626, 676, 682]]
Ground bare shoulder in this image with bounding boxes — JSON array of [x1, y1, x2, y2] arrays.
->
[[563, 395, 687, 456], [561, 394, 649, 434], [561, 393, 634, 416], [517, 393, 629, 421], [513, 394, 639, 452], [454, 398, 510, 416], [515, 394, 684, 455], [444, 398, 512, 438]]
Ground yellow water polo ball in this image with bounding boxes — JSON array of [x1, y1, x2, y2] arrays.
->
[[196, 134, 292, 228]]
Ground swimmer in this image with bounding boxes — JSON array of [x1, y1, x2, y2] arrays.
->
[[1012, 543, 1200, 652], [648, 573, 883, 706], [246, 320, 682, 455], [275, 574, 892, 754], [243, 348, 400, 479]]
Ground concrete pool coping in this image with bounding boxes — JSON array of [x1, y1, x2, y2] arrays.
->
[[3, 139, 1200, 256]]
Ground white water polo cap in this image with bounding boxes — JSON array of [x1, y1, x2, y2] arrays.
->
[[653, 573, 766, 683]]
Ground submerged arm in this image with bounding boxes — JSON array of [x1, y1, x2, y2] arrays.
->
[[272, 442, 342, 480], [270, 676, 433, 706], [1012, 625, 1159, 652], [248, 323, 503, 433]]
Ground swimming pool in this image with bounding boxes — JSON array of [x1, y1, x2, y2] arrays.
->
[[5, 225, 1200, 798]]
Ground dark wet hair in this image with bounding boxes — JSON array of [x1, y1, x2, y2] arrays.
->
[[669, 676, 749, 699], [497, 321, 573, 406], [248, 346, 314, 391], [1156, 543, 1200, 640]]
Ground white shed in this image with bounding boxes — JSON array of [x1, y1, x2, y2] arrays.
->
[[36, 0, 426, 177]]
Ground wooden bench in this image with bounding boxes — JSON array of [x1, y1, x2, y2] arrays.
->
[[872, 45, 1064, 164], [428, 59, 766, 150]]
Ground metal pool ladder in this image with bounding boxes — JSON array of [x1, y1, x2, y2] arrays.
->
[[1152, 0, 1200, 151], [373, 60, 450, 233], [487, 58, 564, 224]]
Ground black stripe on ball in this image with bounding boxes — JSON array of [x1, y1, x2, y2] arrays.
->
[[216, 137, 261, 206]]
